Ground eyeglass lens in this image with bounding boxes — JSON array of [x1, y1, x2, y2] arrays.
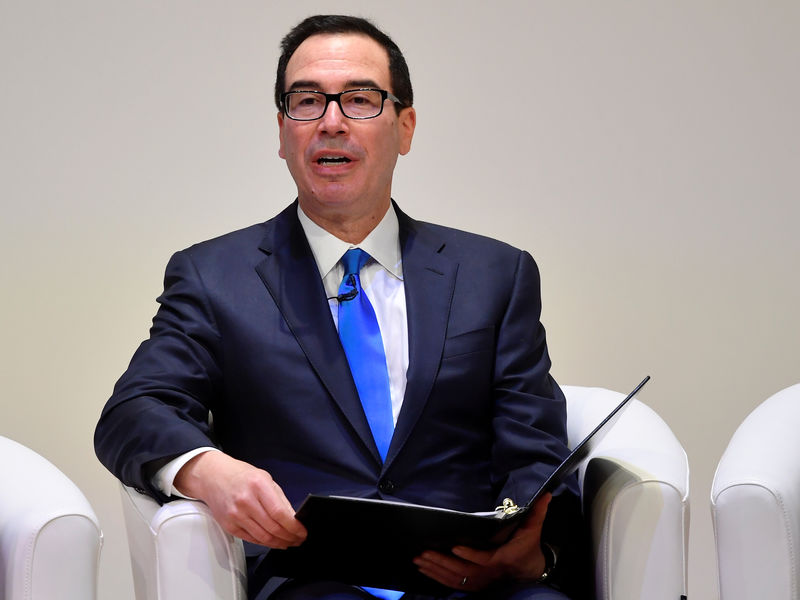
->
[[286, 90, 384, 120]]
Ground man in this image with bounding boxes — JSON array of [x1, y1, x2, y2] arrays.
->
[[95, 14, 591, 600]]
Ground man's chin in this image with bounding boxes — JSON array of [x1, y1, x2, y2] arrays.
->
[[303, 183, 365, 207], [298, 191, 359, 218], [298, 188, 391, 227]]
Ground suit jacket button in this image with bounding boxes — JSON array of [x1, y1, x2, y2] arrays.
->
[[378, 479, 396, 494]]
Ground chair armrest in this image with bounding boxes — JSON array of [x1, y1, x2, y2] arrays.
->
[[563, 386, 690, 600], [119, 483, 247, 600], [711, 383, 800, 600], [0, 436, 102, 600]]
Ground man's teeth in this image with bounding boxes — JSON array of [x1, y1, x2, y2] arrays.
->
[[317, 156, 350, 164]]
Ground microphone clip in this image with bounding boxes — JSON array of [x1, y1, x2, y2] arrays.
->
[[329, 274, 359, 303]]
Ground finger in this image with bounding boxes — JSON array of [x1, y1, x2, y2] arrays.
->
[[531, 492, 551, 522], [216, 502, 296, 548], [415, 550, 471, 574], [245, 502, 307, 547], [247, 511, 304, 548], [263, 479, 308, 538], [245, 478, 307, 545], [513, 493, 551, 538], [230, 523, 291, 549], [256, 498, 305, 539], [451, 545, 494, 566], [218, 485, 304, 548], [413, 554, 483, 591]]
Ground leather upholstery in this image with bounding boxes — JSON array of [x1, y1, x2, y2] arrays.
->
[[711, 383, 800, 600], [0, 436, 103, 600], [563, 386, 689, 600]]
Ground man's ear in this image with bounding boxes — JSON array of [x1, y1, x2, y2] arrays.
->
[[398, 107, 416, 156], [277, 112, 286, 159]]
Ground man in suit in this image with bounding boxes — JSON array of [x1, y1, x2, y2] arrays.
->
[[95, 14, 590, 600]]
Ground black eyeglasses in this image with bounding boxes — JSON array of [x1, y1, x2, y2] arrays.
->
[[281, 88, 402, 121]]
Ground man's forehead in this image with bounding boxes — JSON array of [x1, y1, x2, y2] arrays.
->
[[285, 33, 391, 88]]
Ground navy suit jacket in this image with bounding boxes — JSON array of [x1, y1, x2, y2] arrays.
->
[[95, 202, 583, 592]]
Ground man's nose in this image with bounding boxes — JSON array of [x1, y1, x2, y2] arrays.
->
[[317, 98, 349, 134]]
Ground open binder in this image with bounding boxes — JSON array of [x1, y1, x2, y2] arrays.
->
[[264, 376, 650, 593]]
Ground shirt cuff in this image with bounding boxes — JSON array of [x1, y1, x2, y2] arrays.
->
[[153, 447, 220, 499]]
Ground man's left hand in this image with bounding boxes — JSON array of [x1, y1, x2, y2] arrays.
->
[[413, 493, 551, 592]]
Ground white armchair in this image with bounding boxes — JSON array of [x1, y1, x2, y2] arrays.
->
[[119, 385, 689, 600], [711, 383, 800, 600], [120, 483, 247, 599], [563, 386, 689, 600], [0, 435, 103, 600]]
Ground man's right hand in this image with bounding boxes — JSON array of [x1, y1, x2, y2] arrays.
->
[[173, 451, 307, 548]]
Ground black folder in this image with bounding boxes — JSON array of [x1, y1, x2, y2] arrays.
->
[[264, 376, 650, 593]]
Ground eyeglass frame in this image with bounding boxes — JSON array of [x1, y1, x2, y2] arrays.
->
[[280, 88, 403, 121]]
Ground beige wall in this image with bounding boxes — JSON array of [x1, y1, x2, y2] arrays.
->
[[2, 2, 798, 599]]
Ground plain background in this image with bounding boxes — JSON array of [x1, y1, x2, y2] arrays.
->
[[1, 1, 798, 599]]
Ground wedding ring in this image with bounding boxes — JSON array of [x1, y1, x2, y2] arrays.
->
[[461, 576, 468, 586]]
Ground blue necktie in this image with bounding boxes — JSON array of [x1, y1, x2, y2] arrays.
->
[[338, 250, 402, 600], [337, 249, 395, 462], [361, 586, 404, 599]]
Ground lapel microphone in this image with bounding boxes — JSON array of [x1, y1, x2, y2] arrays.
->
[[328, 274, 359, 303]]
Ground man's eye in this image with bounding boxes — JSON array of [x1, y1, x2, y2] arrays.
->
[[344, 93, 379, 108], [297, 95, 321, 105]]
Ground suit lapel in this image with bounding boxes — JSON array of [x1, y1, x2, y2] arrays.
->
[[385, 207, 458, 467], [254, 204, 380, 462]]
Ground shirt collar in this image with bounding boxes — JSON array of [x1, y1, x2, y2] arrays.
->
[[297, 203, 403, 281]]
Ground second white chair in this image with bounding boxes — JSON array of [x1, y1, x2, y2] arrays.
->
[[711, 383, 800, 600], [0, 436, 103, 600]]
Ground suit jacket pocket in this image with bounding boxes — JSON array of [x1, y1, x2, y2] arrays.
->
[[441, 326, 495, 359]]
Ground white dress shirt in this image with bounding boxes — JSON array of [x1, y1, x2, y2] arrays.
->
[[154, 203, 409, 497]]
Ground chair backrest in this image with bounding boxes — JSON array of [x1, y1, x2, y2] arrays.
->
[[0, 436, 102, 600], [563, 385, 688, 482], [711, 383, 800, 600]]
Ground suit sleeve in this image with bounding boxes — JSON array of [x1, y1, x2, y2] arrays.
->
[[94, 250, 223, 502], [491, 250, 593, 597], [490, 250, 574, 504]]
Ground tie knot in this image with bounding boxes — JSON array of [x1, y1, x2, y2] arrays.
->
[[341, 248, 370, 276]]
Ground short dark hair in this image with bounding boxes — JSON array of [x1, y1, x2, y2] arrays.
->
[[275, 15, 413, 113]]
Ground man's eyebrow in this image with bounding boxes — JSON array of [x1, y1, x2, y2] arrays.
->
[[287, 80, 322, 91], [287, 79, 383, 91], [344, 79, 381, 90]]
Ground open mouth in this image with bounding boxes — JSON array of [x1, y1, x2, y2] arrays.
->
[[316, 156, 352, 165]]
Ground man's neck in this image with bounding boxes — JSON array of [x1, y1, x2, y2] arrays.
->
[[298, 199, 391, 244]]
